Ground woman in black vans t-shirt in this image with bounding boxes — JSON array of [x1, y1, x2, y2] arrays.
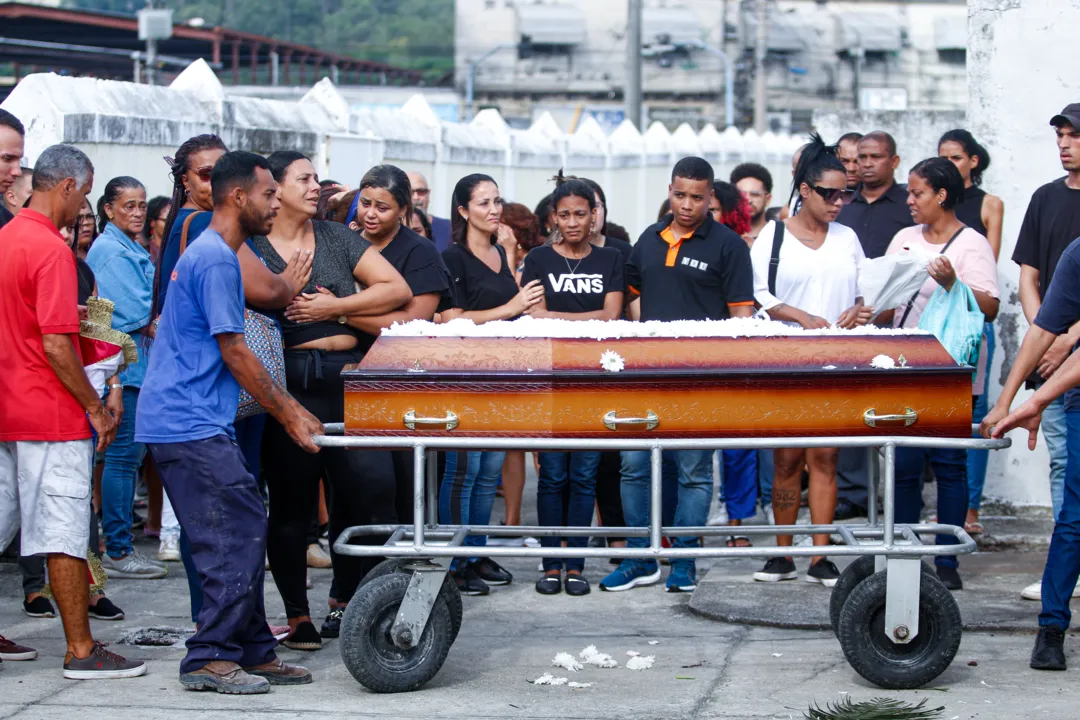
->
[[522, 174, 623, 597]]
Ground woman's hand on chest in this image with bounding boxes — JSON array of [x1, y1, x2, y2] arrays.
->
[[284, 286, 342, 324]]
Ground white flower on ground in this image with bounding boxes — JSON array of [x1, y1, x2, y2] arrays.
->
[[626, 655, 655, 670], [870, 354, 897, 369], [600, 350, 625, 372], [579, 645, 619, 668], [552, 652, 583, 672]]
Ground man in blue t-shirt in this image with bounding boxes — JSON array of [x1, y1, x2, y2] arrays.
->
[[984, 236, 1080, 672], [136, 151, 323, 694]]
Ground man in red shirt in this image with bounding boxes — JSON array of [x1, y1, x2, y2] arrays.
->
[[0, 144, 145, 679]]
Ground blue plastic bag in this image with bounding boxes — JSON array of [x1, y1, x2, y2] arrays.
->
[[917, 280, 984, 367]]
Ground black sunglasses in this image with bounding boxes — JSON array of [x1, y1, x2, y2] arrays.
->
[[810, 185, 852, 204]]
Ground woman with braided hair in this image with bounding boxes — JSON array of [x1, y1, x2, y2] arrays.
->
[[152, 135, 312, 635]]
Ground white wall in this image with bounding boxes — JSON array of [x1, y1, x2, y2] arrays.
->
[[969, 0, 1080, 508]]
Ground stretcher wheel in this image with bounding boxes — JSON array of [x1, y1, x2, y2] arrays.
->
[[340, 572, 454, 693], [364, 558, 462, 642], [829, 557, 934, 636], [837, 569, 962, 689]]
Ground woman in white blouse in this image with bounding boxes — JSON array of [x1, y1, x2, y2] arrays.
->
[[749, 133, 872, 589]]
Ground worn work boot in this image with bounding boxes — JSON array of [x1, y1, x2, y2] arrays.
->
[[245, 658, 313, 685], [180, 660, 271, 694]]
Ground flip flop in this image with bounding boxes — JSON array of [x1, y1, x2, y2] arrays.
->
[[726, 537, 753, 548], [965, 521, 984, 536]]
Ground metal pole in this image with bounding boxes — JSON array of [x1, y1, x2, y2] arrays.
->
[[694, 43, 736, 128], [466, 43, 517, 122], [625, 0, 644, 130], [882, 443, 895, 549], [866, 446, 878, 527], [852, 40, 864, 110], [146, 37, 157, 86], [413, 444, 426, 547], [649, 447, 663, 549], [131, 51, 141, 84], [752, 0, 767, 133]]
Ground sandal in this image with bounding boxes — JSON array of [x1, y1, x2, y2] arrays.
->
[[535, 575, 562, 595], [564, 574, 591, 597], [726, 537, 753, 548], [965, 521, 984, 536]]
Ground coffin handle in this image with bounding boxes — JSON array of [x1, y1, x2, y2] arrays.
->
[[603, 411, 660, 431], [403, 411, 459, 431], [863, 408, 917, 428]]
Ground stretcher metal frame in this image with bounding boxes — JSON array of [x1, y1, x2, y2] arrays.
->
[[317, 424, 1009, 685]]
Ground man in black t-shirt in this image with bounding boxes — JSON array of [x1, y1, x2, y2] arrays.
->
[[1004, 106, 1080, 599], [601, 157, 754, 596], [0, 109, 26, 231], [835, 131, 914, 259]]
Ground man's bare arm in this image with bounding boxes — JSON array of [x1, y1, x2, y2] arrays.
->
[[42, 334, 116, 451], [217, 333, 323, 452]]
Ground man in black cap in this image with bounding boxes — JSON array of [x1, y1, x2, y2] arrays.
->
[[984, 103, 1080, 603]]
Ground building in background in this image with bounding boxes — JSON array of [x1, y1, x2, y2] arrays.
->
[[456, 0, 968, 132]]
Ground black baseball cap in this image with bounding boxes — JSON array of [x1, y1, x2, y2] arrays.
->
[[1050, 103, 1080, 129]]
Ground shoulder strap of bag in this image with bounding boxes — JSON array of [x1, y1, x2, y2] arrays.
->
[[767, 220, 785, 296], [897, 225, 967, 328], [178, 211, 208, 257]]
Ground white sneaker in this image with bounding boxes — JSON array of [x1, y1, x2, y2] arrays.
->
[[101, 552, 168, 579], [158, 535, 181, 562], [707, 506, 729, 527], [1021, 581, 1080, 601]]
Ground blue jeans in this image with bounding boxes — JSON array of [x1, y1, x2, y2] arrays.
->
[[622, 449, 712, 553], [1040, 408, 1080, 629], [720, 450, 758, 521], [177, 414, 266, 624], [967, 323, 996, 511], [439, 450, 504, 565], [101, 387, 146, 559], [758, 450, 774, 509], [1043, 395, 1068, 521], [895, 446, 968, 569], [537, 451, 601, 572], [150, 435, 275, 673]]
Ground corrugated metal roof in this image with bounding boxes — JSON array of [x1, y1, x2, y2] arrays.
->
[[516, 3, 587, 45], [642, 7, 702, 46]]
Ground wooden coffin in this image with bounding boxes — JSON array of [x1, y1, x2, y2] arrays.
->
[[342, 322, 973, 439]]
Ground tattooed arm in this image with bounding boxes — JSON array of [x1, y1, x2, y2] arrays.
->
[[217, 332, 324, 453]]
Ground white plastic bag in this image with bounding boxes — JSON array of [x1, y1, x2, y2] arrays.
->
[[859, 248, 935, 315]]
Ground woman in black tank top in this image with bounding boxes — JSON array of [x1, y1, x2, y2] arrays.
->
[[939, 130, 1004, 258]]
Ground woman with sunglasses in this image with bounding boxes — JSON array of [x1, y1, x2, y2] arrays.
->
[[749, 133, 871, 589], [74, 199, 97, 260]]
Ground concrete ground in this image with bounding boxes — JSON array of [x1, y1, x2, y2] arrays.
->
[[1, 484, 1077, 718]]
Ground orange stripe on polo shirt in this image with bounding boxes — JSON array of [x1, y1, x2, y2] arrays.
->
[[659, 226, 694, 267], [728, 301, 755, 307]]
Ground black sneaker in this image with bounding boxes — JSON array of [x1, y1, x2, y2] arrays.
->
[[452, 565, 490, 596], [753, 557, 798, 582], [936, 565, 963, 591], [806, 559, 840, 588], [23, 596, 56, 618], [471, 558, 513, 585], [1031, 626, 1067, 671], [320, 608, 344, 639], [282, 621, 322, 651], [833, 500, 867, 521], [88, 596, 125, 621]]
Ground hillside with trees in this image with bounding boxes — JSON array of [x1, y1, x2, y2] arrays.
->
[[67, 0, 454, 82]]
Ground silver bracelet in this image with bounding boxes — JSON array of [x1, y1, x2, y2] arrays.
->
[[108, 383, 123, 392]]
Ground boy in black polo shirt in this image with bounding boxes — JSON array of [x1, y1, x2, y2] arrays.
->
[[601, 157, 755, 594]]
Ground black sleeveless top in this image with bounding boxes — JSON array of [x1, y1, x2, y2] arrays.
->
[[955, 185, 988, 237]]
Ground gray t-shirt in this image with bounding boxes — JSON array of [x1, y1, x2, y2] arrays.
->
[[251, 221, 371, 347]]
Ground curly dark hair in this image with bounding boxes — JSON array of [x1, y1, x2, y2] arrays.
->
[[500, 202, 543, 253]]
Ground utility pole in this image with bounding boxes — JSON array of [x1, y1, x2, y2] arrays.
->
[[625, 0, 643, 130], [752, 0, 767, 133], [145, 0, 157, 86], [852, 32, 864, 110]]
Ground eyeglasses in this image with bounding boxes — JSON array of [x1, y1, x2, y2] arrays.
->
[[193, 166, 214, 182], [413, 188, 431, 197], [810, 185, 852, 204], [743, 190, 767, 199]]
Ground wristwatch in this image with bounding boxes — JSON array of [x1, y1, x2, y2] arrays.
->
[[337, 315, 348, 325]]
